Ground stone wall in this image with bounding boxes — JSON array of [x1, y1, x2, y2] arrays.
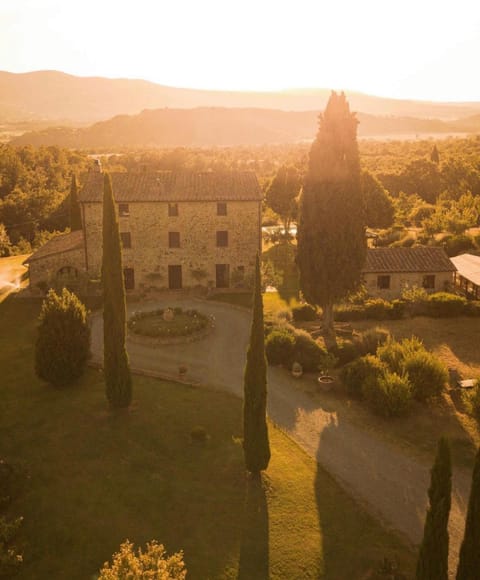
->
[[28, 247, 86, 293], [82, 199, 261, 291], [363, 271, 454, 300]]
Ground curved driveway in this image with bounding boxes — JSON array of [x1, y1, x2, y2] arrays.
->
[[91, 297, 470, 577]]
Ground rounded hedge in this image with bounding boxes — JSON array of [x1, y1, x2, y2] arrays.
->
[[35, 288, 91, 387], [341, 355, 388, 398], [403, 351, 448, 401], [265, 327, 296, 365], [362, 370, 413, 417]]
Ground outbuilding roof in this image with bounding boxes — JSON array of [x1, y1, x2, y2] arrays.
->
[[450, 253, 480, 286], [362, 246, 456, 274], [25, 230, 84, 263], [79, 171, 262, 203]]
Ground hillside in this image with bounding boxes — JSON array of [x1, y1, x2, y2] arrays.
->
[[2, 70, 480, 124], [10, 106, 475, 148]]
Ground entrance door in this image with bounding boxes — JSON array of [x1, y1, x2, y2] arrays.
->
[[123, 268, 135, 290], [168, 265, 182, 289], [215, 264, 230, 288]]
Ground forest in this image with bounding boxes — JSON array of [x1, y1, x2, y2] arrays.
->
[[1, 136, 480, 257]]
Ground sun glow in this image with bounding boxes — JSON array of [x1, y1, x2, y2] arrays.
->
[[1, 0, 480, 101]]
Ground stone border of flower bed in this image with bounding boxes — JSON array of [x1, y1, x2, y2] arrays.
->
[[127, 307, 215, 346]]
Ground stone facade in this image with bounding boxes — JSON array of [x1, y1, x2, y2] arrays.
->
[[363, 271, 453, 300], [82, 198, 261, 291], [26, 230, 86, 293], [362, 246, 456, 299], [27, 170, 262, 293]]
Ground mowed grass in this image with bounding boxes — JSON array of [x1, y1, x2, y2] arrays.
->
[[349, 317, 480, 467], [1, 297, 415, 579]]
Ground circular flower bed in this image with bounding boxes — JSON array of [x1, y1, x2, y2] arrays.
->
[[128, 306, 211, 342]]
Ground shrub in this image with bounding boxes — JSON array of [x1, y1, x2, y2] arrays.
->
[[377, 336, 424, 374], [404, 351, 448, 401], [463, 383, 480, 423], [334, 304, 365, 322], [403, 351, 448, 401], [362, 371, 413, 417], [465, 301, 480, 317], [292, 303, 318, 322], [98, 540, 186, 579], [331, 339, 359, 366], [341, 355, 388, 398], [364, 298, 393, 320], [265, 327, 295, 366], [424, 292, 466, 317], [390, 299, 407, 319], [292, 330, 326, 372], [35, 288, 91, 387], [354, 327, 390, 357], [444, 234, 474, 257]]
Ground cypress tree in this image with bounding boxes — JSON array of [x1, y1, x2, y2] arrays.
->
[[416, 437, 452, 580], [243, 254, 270, 476], [35, 288, 90, 386], [69, 174, 82, 231], [297, 91, 366, 335], [102, 172, 132, 408], [430, 145, 440, 165], [456, 446, 480, 579]]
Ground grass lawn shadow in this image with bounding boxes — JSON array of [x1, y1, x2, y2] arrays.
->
[[238, 476, 269, 579]]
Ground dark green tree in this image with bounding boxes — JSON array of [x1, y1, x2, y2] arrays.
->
[[243, 254, 270, 476], [416, 437, 452, 580], [430, 145, 440, 165], [35, 288, 90, 386], [69, 174, 82, 231], [265, 165, 301, 234], [102, 172, 132, 408], [456, 446, 480, 579], [361, 170, 394, 229], [297, 91, 366, 334]]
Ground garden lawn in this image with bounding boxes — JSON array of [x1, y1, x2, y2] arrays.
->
[[347, 317, 480, 467], [1, 297, 415, 579]]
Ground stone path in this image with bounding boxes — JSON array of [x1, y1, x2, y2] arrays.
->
[[91, 297, 471, 577]]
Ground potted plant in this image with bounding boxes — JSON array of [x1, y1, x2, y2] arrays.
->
[[291, 361, 303, 378]]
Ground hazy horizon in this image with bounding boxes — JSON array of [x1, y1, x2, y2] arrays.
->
[[2, 0, 479, 103]]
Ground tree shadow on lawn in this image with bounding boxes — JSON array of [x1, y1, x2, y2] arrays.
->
[[237, 476, 269, 580], [314, 418, 418, 580]]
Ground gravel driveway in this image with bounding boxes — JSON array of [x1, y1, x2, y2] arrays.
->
[[90, 297, 471, 577]]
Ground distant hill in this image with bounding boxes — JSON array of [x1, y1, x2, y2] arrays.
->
[[2, 70, 480, 124], [11, 107, 477, 148]]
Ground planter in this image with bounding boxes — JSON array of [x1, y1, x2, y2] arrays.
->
[[291, 362, 303, 378], [317, 374, 335, 392]]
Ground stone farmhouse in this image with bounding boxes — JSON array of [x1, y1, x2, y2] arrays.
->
[[26, 168, 262, 293], [362, 246, 456, 299]]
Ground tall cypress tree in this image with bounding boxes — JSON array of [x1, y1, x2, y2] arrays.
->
[[243, 254, 270, 476], [69, 174, 82, 231], [102, 172, 132, 408], [456, 446, 480, 579], [416, 437, 452, 580], [297, 91, 366, 335]]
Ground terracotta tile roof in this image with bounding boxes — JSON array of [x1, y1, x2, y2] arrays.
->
[[450, 253, 480, 286], [25, 230, 84, 263], [362, 247, 456, 273], [78, 171, 262, 203]]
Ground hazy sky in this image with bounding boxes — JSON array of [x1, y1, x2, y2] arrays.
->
[[1, 0, 479, 102]]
